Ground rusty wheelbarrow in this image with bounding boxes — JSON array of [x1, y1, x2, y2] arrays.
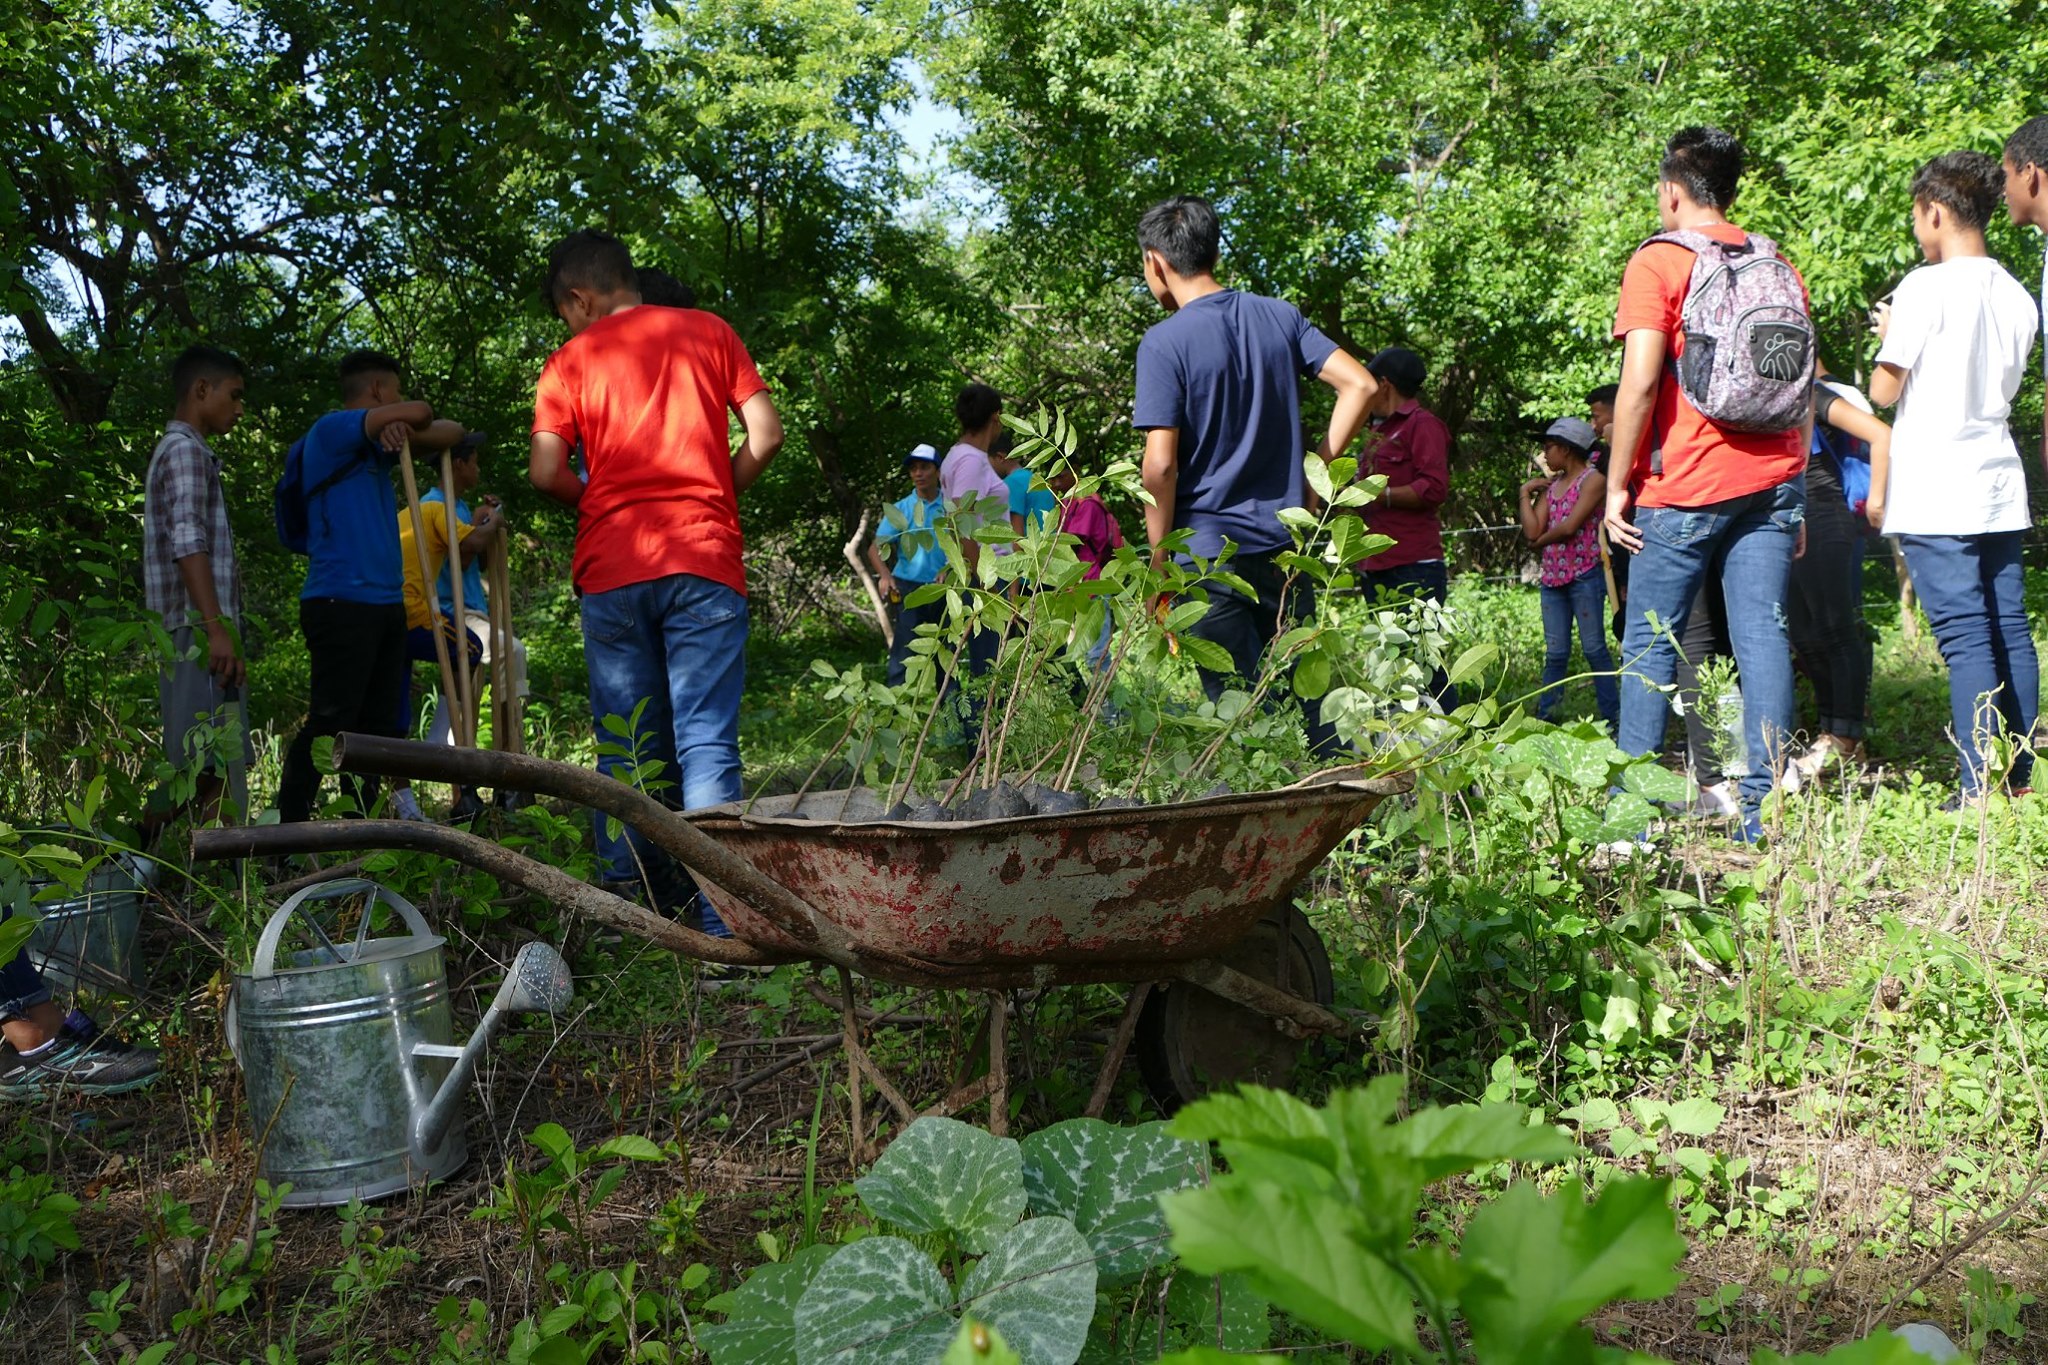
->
[[194, 735, 1407, 1145]]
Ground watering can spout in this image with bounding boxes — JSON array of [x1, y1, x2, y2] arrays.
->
[[413, 942, 574, 1162]]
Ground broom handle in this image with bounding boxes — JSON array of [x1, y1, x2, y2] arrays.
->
[[397, 438, 461, 756], [489, 540, 509, 753], [1597, 520, 1621, 615], [440, 451, 473, 747]]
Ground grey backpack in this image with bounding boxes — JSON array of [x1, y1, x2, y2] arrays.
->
[[1643, 229, 1815, 433]]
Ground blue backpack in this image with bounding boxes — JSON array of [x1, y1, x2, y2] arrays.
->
[[274, 436, 370, 554]]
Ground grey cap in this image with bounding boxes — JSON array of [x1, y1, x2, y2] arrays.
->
[[1542, 416, 1597, 452]]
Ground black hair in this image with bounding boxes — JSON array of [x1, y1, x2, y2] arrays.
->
[[1660, 126, 1744, 211], [339, 349, 402, 402], [1366, 347, 1426, 398], [637, 267, 696, 309], [955, 382, 1003, 433], [545, 229, 637, 308], [1911, 150, 2003, 231], [1137, 195, 1221, 277], [2004, 116, 2048, 174], [172, 344, 244, 402], [1586, 383, 1619, 408]]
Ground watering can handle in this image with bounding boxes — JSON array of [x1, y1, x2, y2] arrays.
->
[[250, 878, 438, 979]]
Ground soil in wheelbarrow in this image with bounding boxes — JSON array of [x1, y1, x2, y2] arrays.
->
[[757, 774, 1190, 823]]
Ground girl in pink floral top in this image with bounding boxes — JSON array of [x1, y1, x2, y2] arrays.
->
[[1519, 418, 1618, 727]]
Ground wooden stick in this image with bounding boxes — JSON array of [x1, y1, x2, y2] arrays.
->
[[397, 438, 461, 753], [440, 451, 473, 747], [193, 820, 782, 966], [488, 542, 509, 753], [1597, 521, 1621, 617], [492, 544, 524, 754], [843, 510, 893, 646]]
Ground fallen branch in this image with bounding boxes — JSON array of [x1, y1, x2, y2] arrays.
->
[[843, 510, 892, 645]]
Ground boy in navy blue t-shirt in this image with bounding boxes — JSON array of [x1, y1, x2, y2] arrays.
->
[[1130, 194, 1377, 724], [277, 349, 466, 823]]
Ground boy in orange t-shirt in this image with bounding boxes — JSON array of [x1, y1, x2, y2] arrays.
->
[[529, 231, 785, 930], [1601, 127, 1814, 842]]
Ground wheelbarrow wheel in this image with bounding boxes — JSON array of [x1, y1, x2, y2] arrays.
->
[[1135, 904, 1334, 1113]]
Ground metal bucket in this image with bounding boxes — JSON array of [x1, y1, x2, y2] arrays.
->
[[228, 880, 466, 1208], [14, 851, 153, 993]]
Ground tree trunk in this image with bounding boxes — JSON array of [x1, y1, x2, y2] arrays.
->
[[806, 421, 866, 539]]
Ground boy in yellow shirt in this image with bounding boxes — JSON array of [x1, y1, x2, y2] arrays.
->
[[392, 432, 501, 820]]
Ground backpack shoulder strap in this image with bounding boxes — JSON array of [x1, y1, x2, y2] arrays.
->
[[1640, 227, 1763, 260], [302, 439, 370, 501]]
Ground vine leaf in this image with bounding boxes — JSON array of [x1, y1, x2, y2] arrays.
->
[[1020, 1118, 1208, 1285], [791, 1236, 955, 1364], [956, 1215, 1096, 1365], [856, 1116, 1027, 1253], [696, 1243, 833, 1365]]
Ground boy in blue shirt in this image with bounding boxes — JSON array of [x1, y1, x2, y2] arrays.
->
[[865, 444, 950, 687], [277, 350, 466, 823], [988, 432, 1057, 535], [1131, 194, 1377, 723]]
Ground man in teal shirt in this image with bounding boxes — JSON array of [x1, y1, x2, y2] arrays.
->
[[865, 444, 949, 687]]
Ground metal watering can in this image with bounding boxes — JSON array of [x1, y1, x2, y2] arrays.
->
[[228, 879, 573, 1208]]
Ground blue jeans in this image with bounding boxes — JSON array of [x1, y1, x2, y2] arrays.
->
[[1182, 549, 1336, 755], [884, 584, 939, 689], [1618, 482, 1803, 832], [581, 574, 749, 923], [1539, 570, 1619, 728], [1898, 532, 2038, 796], [1361, 560, 1457, 709]]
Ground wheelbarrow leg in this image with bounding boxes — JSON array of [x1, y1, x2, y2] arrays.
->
[[838, 967, 916, 1162], [987, 991, 1008, 1138], [838, 968, 867, 1165], [1085, 983, 1152, 1120]]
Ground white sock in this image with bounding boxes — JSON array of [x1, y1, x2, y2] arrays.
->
[[393, 788, 426, 821], [18, 1039, 54, 1058]]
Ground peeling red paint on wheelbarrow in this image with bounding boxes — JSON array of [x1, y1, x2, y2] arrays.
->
[[686, 765, 1409, 968]]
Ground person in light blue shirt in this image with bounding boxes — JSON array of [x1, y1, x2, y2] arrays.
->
[[988, 431, 1057, 535], [865, 444, 949, 687]]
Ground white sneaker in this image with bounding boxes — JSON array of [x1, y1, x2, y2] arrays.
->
[[1687, 781, 1739, 819]]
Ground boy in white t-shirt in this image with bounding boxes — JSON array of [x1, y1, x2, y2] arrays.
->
[[1870, 150, 2041, 801]]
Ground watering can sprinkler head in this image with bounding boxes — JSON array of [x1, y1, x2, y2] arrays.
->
[[495, 942, 574, 1016], [414, 944, 575, 1162]]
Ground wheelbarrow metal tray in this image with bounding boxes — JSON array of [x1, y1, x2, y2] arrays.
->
[[689, 765, 1408, 967]]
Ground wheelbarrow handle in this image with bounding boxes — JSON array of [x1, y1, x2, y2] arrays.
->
[[190, 820, 788, 967], [331, 734, 861, 964]]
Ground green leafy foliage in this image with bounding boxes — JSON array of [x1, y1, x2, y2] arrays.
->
[[1163, 1079, 1675, 1363], [0, 1166, 81, 1306], [1018, 1118, 1206, 1284], [712, 1113, 1234, 1365], [856, 1116, 1029, 1255]]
